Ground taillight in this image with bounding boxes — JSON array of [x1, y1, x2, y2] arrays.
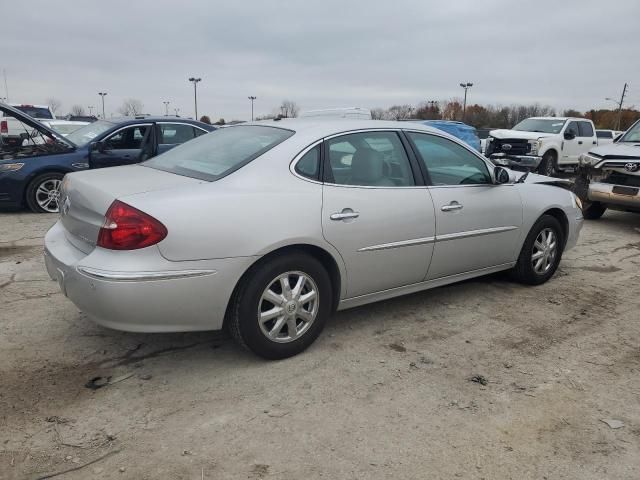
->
[[0, 120, 7, 134], [97, 200, 167, 250]]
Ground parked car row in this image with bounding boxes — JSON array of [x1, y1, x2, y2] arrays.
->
[[0, 103, 215, 212]]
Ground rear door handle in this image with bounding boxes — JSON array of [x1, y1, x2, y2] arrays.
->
[[578, 141, 583, 145], [330, 209, 360, 221], [441, 202, 463, 212]]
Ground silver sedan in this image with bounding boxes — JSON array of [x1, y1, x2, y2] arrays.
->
[[44, 120, 583, 359]]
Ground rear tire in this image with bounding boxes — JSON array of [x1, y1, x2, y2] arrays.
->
[[512, 214, 564, 285], [537, 151, 557, 177], [228, 252, 332, 359], [582, 202, 606, 220], [26, 172, 64, 213]]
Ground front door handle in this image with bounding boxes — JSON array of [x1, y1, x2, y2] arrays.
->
[[330, 209, 360, 221], [578, 141, 583, 145], [441, 202, 463, 212]]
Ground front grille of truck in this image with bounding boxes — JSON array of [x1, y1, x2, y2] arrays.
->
[[604, 172, 640, 188], [489, 138, 529, 156]]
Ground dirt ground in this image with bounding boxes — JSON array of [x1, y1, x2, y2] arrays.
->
[[1, 209, 639, 480]]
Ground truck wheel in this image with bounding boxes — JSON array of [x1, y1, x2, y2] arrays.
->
[[25, 172, 65, 213], [582, 202, 606, 220], [537, 152, 557, 177]]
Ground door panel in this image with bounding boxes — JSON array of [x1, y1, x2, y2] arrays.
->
[[90, 124, 152, 168], [561, 121, 581, 164], [322, 185, 436, 297], [427, 185, 522, 279]]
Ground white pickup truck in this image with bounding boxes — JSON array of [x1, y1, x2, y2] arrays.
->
[[1, 103, 56, 149], [485, 117, 598, 176]]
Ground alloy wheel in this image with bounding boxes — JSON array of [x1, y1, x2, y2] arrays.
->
[[257, 271, 319, 343], [35, 179, 62, 213], [531, 228, 557, 274]]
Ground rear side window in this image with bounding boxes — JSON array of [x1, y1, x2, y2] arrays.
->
[[158, 123, 197, 145], [578, 122, 594, 137], [407, 132, 491, 186], [295, 145, 320, 180], [144, 125, 293, 181]]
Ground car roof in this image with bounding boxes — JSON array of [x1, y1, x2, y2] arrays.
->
[[106, 116, 206, 124], [240, 118, 444, 138]]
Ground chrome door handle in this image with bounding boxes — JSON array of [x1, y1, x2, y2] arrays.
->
[[441, 202, 463, 212], [330, 210, 360, 221]]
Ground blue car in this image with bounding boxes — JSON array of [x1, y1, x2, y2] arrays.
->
[[417, 120, 481, 152], [0, 103, 215, 213]]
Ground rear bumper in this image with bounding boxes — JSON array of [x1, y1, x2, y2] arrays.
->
[[588, 181, 640, 209], [44, 220, 256, 332], [489, 153, 542, 169]]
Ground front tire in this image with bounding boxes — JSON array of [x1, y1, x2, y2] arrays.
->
[[26, 172, 64, 213], [512, 215, 564, 285], [228, 252, 332, 359], [537, 151, 557, 177], [582, 202, 606, 220]]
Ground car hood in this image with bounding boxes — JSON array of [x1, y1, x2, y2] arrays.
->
[[490, 129, 554, 140], [0, 102, 76, 148], [588, 142, 640, 159]]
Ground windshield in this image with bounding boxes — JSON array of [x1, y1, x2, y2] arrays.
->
[[65, 120, 115, 146], [144, 125, 294, 181], [51, 124, 86, 135], [11, 106, 54, 120], [512, 118, 566, 134], [619, 120, 640, 142]]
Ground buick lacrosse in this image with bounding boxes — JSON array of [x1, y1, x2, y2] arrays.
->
[[44, 120, 583, 359]]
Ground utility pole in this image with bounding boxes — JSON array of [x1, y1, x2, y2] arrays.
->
[[98, 92, 107, 119], [3, 69, 9, 102], [248, 96, 257, 121], [459, 82, 473, 122], [616, 83, 628, 131], [163, 101, 170, 116], [188, 77, 202, 119]]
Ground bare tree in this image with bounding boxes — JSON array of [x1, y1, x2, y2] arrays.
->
[[385, 104, 413, 121], [370, 108, 385, 120], [279, 100, 299, 118], [70, 105, 86, 116], [46, 98, 62, 115], [118, 98, 144, 117]]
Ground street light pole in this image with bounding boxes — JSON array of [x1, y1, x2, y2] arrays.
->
[[174, 108, 180, 117], [248, 96, 257, 121], [163, 101, 170, 116], [88, 106, 94, 116], [98, 92, 107, 119], [188, 77, 202, 119], [459, 82, 473, 122]]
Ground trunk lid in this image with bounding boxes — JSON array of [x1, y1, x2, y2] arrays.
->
[[60, 165, 205, 253]]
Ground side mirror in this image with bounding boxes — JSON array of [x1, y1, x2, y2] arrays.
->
[[494, 166, 511, 184], [564, 131, 576, 140], [90, 140, 107, 153]]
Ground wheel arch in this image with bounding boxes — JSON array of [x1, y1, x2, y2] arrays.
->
[[540, 207, 569, 246], [540, 146, 558, 159], [224, 243, 345, 328]]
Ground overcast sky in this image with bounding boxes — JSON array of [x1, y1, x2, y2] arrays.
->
[[2, 0, 638, 120]]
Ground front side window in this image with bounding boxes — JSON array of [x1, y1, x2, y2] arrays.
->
[[144, 125, 293, 181], [325, 131, 414, 187], [407, 132, 491, 186], [158, 123, 198, 145], [578, 122, 594, 137], [565, 121, 579, 137], [105, 125, 149, 150]]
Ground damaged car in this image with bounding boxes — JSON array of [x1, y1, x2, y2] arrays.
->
[[575, 119, 640, 219], [0, 102, 214, 213], [44, 119, 583, 359]]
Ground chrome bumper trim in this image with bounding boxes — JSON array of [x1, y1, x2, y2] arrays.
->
[[77, 266, 217, 282]]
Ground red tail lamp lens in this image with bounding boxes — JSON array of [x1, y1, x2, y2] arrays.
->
[[97, 200, 167, 250]]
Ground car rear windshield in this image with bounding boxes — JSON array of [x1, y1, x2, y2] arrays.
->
[[65, 120, 115, 147], [11, 106, 54, 120], [512, 118, 566, 134], [144, 125, 294, 181]]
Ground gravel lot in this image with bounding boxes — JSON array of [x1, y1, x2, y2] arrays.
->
[[1, 210, 639, 479]]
